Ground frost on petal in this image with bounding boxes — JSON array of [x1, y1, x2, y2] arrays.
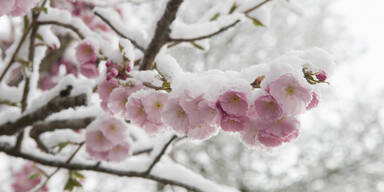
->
[[107, 141, 131, 162], [9, 0, 39, 17], [257, 117, 300, 147], [80, 62, 99, 79], [180, 93, 218, 127], [99, 117, 126, 143], [98, 79, 119, 101], [306, 92, 319, 110], [163, 98, 190, 135], [241, 119, 263, 147], [0, 0, 15, 16], [187, 123, 218, 140], [269, 73, 312, 116], [126, 96, 148, 126], [76, 41, 97, 64], [12, 163, 44, 192], [142, 91, 168, 124], [220, 115, 248, 132], [254, 94, 283, 120], [108, 87, 131, 116], [86, 144, 109, 161], [217, 90, 248, 116], [85, 129, 115, 151]]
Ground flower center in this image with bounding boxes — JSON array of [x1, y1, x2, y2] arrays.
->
[[154, 101, 163, 110], [285, 86, 295, 96], [97, 132, 104, 141], [232, 95, 240, 102], [177, 109, 186, 118]]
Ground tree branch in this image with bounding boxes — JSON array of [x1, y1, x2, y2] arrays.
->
[[243, 0, 273, 15], [37, 21, 85, 39], [139, 0, 184, 70], [0, 94, 87, 136], [145, 135, 177, 174], [94, 12, 145, 52], [0, 142, 203, 192], [169, 20, 240, 42], [29, 118, 95, 153]]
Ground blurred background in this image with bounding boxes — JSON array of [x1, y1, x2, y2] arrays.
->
[[1, 0, 383, 191]]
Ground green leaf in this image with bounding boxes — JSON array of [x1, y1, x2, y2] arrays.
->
[[210, 13, 221, 21], [190, 42, 205, 51], [250, 17, 265, 27], [119, 43, 124, 52], [36, 33, 44, 41], [73, 171, 85, 179], [229, 2, 238, 14], [23, 16, 30, 31], [56, 141, 71, 153], [64, 178, 82, 191], [43, 7, 48, 14], [28, 173, 40, 180]]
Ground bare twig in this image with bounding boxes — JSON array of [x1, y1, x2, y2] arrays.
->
[[243, 0, 273, 15], [142, 82, 171, 92], [37, 21, 85, 39], [169, 20, 240, 42], [0, 94, 87, 136], [145, 135, 178, 174], [94, 12, 145, 52], [139, 0, 184, 70]]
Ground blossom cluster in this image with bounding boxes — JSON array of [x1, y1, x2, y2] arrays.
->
[[0, 0, 39, 17], [85, 63, 327, 161], [12, 163, 48, 192]]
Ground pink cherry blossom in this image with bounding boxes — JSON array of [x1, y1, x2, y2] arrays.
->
[[12, 163, 47, 192], [9, 0, 39, 17], [306, 92, 319, 110], [0, 0, 15, 16], [76, 41, 97, 64], [99, 117, 126, 142], [254, 94, 283, 120], [80, 62, 99, 79], [268, 73, 312, 116], [142, 91, 169, 124], [107, 141, 131, 161], [187, 123, 218, 140], [316, 70, 327, 81], [126, 95, 148, 127], [180, 92, 218, 126], [220, 114, 248, 132], [86, 128, 115, 151], [85, 144, 109, 161], [217, 90, 248, 116], [163, 98, 190, 135], [257, 117, 300, 147], [109, 82, 143, 117], [241, 119, 264, 147], [98, 79, 119, 101]]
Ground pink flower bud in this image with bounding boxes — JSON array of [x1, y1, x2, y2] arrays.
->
[[316, 70, 327, 81]]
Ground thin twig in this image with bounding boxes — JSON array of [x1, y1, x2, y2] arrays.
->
[[145, 135, 178, 174], [37, 21, 85, 39], [94, 12, 145, 52], [244, 0, 273, 15], [142, 82, 171, 92], [169, 20, 240, 42]]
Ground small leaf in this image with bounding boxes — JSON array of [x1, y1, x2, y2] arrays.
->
[[43, 7, 48, 14], [210, 13, 221, 21], [250, 17, 265, 27], [190, 42, 205, 51], [119, 43, 124, 52], [36, 33, 44, 41], [73, 171, 85, 179], [56, 141, 71, 153], [23, 16, 30, 31], [28, 173, 40, 180], [64, 178, 82, 191], [229, 2, 238, 14]]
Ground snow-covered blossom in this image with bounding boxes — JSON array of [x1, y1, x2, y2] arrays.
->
[[80, 62, 99, 79], [98, 79, 119, 101], [240, 119, 263, 147], [76, 41, 97, 65], [108, 81, 143, 116], [254, 94, 283, 120], [12, 163, 48, 192], [1, 0, 40, 17], [85, 116, 130, 162], [163, 97, 190, 135], [268, 73, 312, 116], [257, 117, 300, 147], [0, 0, 15, 17]]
